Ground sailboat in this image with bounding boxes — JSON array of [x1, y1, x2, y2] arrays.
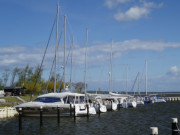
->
[[84, 29, 106, 113], [143, 60, 153, 104], [14, 3, 96, 116], [136, 72, 144, 105], [100, 40, 119, 111]]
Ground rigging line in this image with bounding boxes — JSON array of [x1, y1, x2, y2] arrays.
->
[[66, 17, 74, 36], [45, 56, 55, 93], [69, 36, 74, 92], [140, 62, 145, 92], [57, 35, 74, 93], [97, 53, 109, 93], [130, 72, 139, 95], [30, 17, 56, 101], [45, 30, 63, 93]]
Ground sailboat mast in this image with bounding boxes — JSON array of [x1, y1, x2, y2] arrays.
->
[[84, 28, 88, 94], [70, 36, 74, 91], [138, 72, 140, 95], [54, 3, 59, 93], [126, 64, 128, 94], [63, 15, 66, 91], [110, 40, 113, 93], [145, 60, 147, 96]]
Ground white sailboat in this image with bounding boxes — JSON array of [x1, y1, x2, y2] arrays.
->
[[100, 40, 118, 111], [14, 92, 96, 116], [14, 4, 96, 116], [136, 72, 144, 105], [84, 29, 106, 113]]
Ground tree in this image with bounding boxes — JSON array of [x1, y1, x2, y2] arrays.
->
[[0, 79, 3, 89], [2, 69, 10, 86], [98, 88, 102, 94], [24, 82, 42, 93], [72, 82, 87, 93], [10, 67, 19, 86]]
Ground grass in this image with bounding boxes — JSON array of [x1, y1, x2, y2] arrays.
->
[[0, 93, 40, 107], [20, 94, 39, 102], [0, 97, 22, 107]]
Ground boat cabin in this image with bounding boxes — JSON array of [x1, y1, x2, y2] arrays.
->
[[35, 92, 86, 104]]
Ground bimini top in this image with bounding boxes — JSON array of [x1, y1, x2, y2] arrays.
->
[[109, 92, 133, 98], [38, 92, 85, 98]]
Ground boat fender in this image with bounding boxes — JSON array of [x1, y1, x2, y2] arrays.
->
[[84, 105, 87, 109]]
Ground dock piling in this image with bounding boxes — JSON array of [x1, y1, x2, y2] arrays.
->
[[98, 103, 100, 117], [150, 127, 158, 135], [172, 118, 179, 135], [74, 105, 76, 121], [40, 106, 43, 127], [70, 103, 72, 117], [57, 105, 60, 124], [18, 108, 22, 131], [87, 104, 89, 120], [111, 100, 113, 111]]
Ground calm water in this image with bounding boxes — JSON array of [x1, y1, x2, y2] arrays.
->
[[0, 102, 180, 135]]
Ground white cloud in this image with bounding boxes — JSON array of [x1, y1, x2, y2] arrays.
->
[[105, 0, 131, 9], [114, 2, 163, 21], [146, 66, 180, 91], [0, 46, 25, 53], [0, 39, 180, 70], [166, 66, 180, 77]]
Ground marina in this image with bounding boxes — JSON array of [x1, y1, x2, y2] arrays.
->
[[0, 101, 180, 135], [0, 0, 180, 135]]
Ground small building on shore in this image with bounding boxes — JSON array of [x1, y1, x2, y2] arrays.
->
[[4, 86, 26, 96]]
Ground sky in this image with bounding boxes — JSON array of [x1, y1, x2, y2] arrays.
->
[[0, 0, 180, 92]]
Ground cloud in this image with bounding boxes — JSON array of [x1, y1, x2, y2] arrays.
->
[[166, 66, 180, 77], [0, 46, 26, 53], [105, 0, 131, 9], [114, 1, 163, 21], [0, 39, 180, 70], [146, 66, 180, 91]]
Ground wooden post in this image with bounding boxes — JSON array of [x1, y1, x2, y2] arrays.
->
[[98, 103, 100, 117], [87, 104, 89, 119], [118, 103, 120, 110], [172, 118, 179, 135], [70, 103, 72, 117], [150, 127, 158, 135], [111, 100, 113, 111], [40, 106, 43, 127], [19, 108, 22, 131], [74, 105, 76, 121], [57, 105, 60, 124]]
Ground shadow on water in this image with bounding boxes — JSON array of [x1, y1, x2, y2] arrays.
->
[[0, 102, 180, 135]]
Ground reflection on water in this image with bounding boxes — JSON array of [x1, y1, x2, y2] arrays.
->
[[0, 102, 180, 135]]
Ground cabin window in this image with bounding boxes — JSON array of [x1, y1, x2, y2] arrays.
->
[[34, 97, 61, 103], [80, 96, 85, 103], [67, 96, 75, 103], [63, 97, 68, 103]]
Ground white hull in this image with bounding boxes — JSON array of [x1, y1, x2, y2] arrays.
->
[[105, 103, 117, 111], [136, 100, 144, 105], [14, 92, 96, 117], [94, 104, 107, 113], [121, 102, 128, 108], [127, 101, 137, 108]]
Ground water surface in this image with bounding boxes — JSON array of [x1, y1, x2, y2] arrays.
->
[[0, 102, 180, 135]]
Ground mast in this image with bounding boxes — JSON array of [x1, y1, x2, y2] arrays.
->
[[84, 28, 88, 94], [54, 3, 59, 93], [70, 36, 74, 91], [110, 40, 113, 93], [126, 64, 128, 94], [138, 72, 140, 95], [145, 60, 147, 96], [63, 15, 66, 91]]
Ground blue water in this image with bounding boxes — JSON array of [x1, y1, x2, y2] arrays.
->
[[0, 102, 180, 135]]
